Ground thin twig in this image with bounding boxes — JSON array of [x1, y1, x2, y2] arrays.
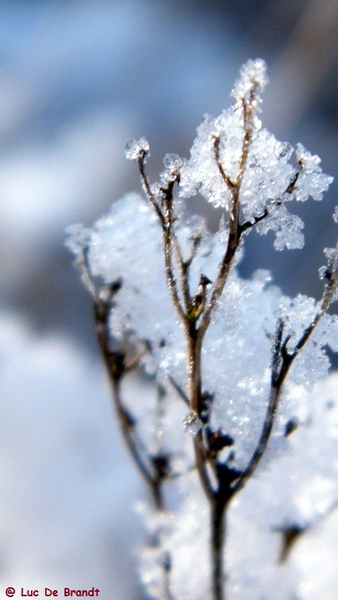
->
[[138, 156, 191, 321], [276, 495, 338, 563], [138, 157, 165, 227], [230, 320, 286, 496], [232, 270, 337, 498], [199, 98, 254, 342], [130, 81, 337, 599], [81, 247, 170, 510], [162, 183, 189, 321], [211, 502, 226, 600], [93, 283, 165, 509], [213, 134, 236, 192], [167, 374, 190, 406]]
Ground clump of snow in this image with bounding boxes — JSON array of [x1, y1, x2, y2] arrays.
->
[[125, 137, 150, 161], [179, 58, 332, 250], [231, 58, 269, 107]]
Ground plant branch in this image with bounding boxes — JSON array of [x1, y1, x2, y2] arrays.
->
[[138, 156, 188, 323], [231, 267, 337, 499], [138, 156, 166, 227], [80, 246, 170, 510], [93, 281, 166, 509], [199, 97, 255, 342], [162, 182, 190, 321], [211, 501, 226, 600]]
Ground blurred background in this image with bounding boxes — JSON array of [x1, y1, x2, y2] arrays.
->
[[0, 1, 337, 598]]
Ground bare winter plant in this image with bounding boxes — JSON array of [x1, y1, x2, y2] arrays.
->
[[67, 60, 338, 599]]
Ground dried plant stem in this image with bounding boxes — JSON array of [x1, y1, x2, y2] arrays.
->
[[111, 376, 164, 511], [211, 502, 226, 600], [134, 94, 260, 599], [209, 275, 335, 596], [138, 159, 187, 321], [91, 277, 166, 510], [132, 85, 336, 598], [234, 269, 338, 495]]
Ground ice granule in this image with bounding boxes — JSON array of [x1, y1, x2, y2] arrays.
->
[[256, 204, 305, 251], [178, 107, 243, 209], [160, 154, 185, 185], [231, 58, 269, 106], [333, 206, 338, 223], [183, 411, 202, 436], [294, 143, 333, 202], [125, 137, 150, 161], [163, 153, 184, 171], [65, 223, 92, 258]]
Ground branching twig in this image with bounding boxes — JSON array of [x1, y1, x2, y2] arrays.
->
[[128, 70, 337, 599], [67, 56, 338, 600], [138, 156, 187, 323], [81, 248, 171, 510], [94, 283, 166, 509], [230, 320, 287, 497], [199, 98, 254, 342], [232, 268, 337, 499], [276, 495, 338, 563]]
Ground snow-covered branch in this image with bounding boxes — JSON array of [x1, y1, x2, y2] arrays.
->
[[67, 59, 338, 600]]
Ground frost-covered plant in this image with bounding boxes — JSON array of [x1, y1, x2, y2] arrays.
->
[[66, 60, 338, 600]]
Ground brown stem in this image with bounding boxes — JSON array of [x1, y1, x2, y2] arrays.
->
[[138, 157, 165, 227], [186, 321, 216, 501], [111, 376, 164, 510], [93, 281, 165, 510], [162, 207, 187, 321], [231, 381, 283, 497], [231, 271, 336, 498], [199, 202, 240, 340], [199, 106, 254, 341], [194, 441, 215, 504], [186, 321, 202, 413], [211, 501, 226, 600], [138, 156, 189, 321]]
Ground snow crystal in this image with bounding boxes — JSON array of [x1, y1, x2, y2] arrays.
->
[[137, 472, 210, 600], [125, 137, 150, 161], [274, 295, 338, 390], [240, 130, 294, 221], [256, 203, 305, 250], [228, 373, 338, 599], [178, 62, 332, 259], [183, 411, 203, 436], [160, 153, 185, 186], [231, 58, 269, 107], [319, 245, 338, 303], [179, 111, 236, 209], [202, 268, 288, 469], [333, 206, 338, 223], [65, 223, 92, 257], [163, 153, 184, 171], [293, 143, 333, 202]]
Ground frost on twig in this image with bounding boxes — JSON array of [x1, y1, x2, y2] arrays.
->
[[66, 59, 337, 600]]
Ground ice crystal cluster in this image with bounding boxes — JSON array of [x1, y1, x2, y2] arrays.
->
[[67, 59, 338, 599]]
